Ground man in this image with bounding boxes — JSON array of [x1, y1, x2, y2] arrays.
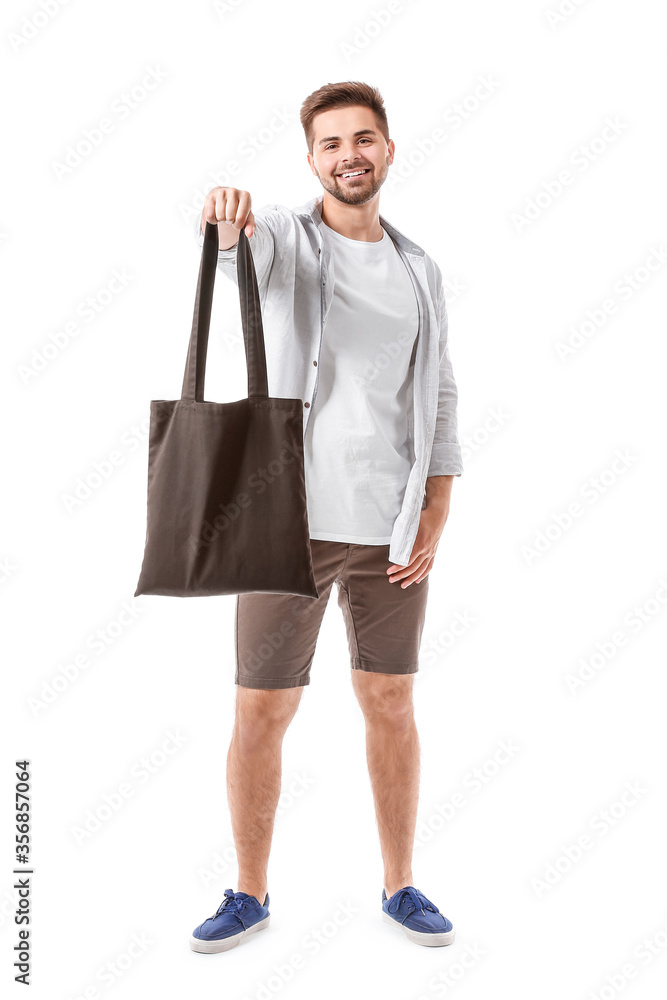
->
[[190, 81, 463, 953]]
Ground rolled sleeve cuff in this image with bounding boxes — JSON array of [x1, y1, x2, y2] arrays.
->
[[427, 442, 464, 477]]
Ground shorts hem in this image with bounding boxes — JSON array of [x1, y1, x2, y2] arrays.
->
[[350, 657, 419, 675], [235, 673, 311, 689]]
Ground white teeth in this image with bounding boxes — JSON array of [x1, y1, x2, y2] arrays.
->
[[340, 169, 367, 178]]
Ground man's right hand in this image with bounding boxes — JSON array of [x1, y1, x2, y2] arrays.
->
[[201, 187, 256, 250]]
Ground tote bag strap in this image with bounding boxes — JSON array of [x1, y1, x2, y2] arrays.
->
[[181, 221, 269, 402]]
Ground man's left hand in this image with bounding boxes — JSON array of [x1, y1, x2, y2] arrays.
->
[[386, 502, 450, 588]]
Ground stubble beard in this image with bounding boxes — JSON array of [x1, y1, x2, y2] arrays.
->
[[315, 154, 392, 206]]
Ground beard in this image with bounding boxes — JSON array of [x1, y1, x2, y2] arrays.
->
[[314, 154, 391, 205]]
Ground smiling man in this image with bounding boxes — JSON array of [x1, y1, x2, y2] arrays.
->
[[190, 81, 463, 954]]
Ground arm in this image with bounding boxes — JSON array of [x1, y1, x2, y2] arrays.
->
[[193, 186, 277, 290], [426, 274, 463, 480], [193, 209, 276, 291], [423, 474, 454, 513], [386, 273, 462, 582]]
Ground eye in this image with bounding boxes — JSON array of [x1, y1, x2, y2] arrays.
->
[[324, 138, 371, 150]]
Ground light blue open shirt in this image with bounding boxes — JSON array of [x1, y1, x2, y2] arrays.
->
[[193, 195, 463, 568]]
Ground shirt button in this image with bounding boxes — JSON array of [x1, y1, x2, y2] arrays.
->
[[304, 401, 310, 408], [313, 360, 317, 366]]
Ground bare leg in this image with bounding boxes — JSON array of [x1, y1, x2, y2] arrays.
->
[[351, 671, 419, 898], [227, 685, 304, 902]]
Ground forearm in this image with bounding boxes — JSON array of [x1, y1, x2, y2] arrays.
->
[[193, 206, 277, 291], [423, 475, 454, 512]]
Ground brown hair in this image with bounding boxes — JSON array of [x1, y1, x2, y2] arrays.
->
[[299, 81, 390, 156]]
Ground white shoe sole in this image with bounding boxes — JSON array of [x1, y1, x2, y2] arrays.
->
[[190, 914, 270, 953], [382, 911, 455, 947]]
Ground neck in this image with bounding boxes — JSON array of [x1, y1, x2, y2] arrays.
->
[[318, 192, 383, 242]]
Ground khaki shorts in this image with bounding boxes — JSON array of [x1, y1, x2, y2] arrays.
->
[[234, 539, 429, 689]]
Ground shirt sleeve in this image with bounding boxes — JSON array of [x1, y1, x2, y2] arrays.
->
[[427, 274, 464, 477], [192, 206, 276, 291]]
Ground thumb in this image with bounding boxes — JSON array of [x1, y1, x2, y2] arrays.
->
[[244, 211, 256, 239]]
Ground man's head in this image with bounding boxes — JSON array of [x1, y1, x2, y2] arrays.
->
[[300, 82, 395, 206]]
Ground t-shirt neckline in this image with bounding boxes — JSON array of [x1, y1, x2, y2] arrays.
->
[[321, 221, 387, 247]]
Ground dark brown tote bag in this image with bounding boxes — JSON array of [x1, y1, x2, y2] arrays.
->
[[134, 221, 319, 599]]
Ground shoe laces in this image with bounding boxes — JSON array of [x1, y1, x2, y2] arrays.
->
[[213, 889, 252, 918], [388, 886, 438, 916]]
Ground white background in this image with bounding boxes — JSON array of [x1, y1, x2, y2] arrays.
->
[[2, 0, 666, 998]]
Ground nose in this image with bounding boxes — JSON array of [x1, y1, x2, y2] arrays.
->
[[338, 144, 365, 163], [339, 157, 366, 171]]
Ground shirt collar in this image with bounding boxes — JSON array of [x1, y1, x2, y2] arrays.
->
[[294, 194, 425, 257]]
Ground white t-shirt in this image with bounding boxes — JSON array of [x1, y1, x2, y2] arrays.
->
[[304, 221, 420, 544]]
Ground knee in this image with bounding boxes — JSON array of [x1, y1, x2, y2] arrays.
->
[[234, 687, 301, 745], [355, 676, 414, 728]]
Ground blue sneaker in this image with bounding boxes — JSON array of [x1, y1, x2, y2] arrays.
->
[[190, 888, 270, 953], [382, 886, 455, 947]]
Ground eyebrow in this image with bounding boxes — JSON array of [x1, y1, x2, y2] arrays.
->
[[317, 129, 378, 147]]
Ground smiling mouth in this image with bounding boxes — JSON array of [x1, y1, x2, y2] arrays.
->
[[337, 168, 371, 180]]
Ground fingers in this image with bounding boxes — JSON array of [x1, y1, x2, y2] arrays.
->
[[201, 188, 254, 241], [232, 191, 255, 238]]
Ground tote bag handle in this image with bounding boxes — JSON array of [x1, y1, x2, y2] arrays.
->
[[181, 222, 269, 402]]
